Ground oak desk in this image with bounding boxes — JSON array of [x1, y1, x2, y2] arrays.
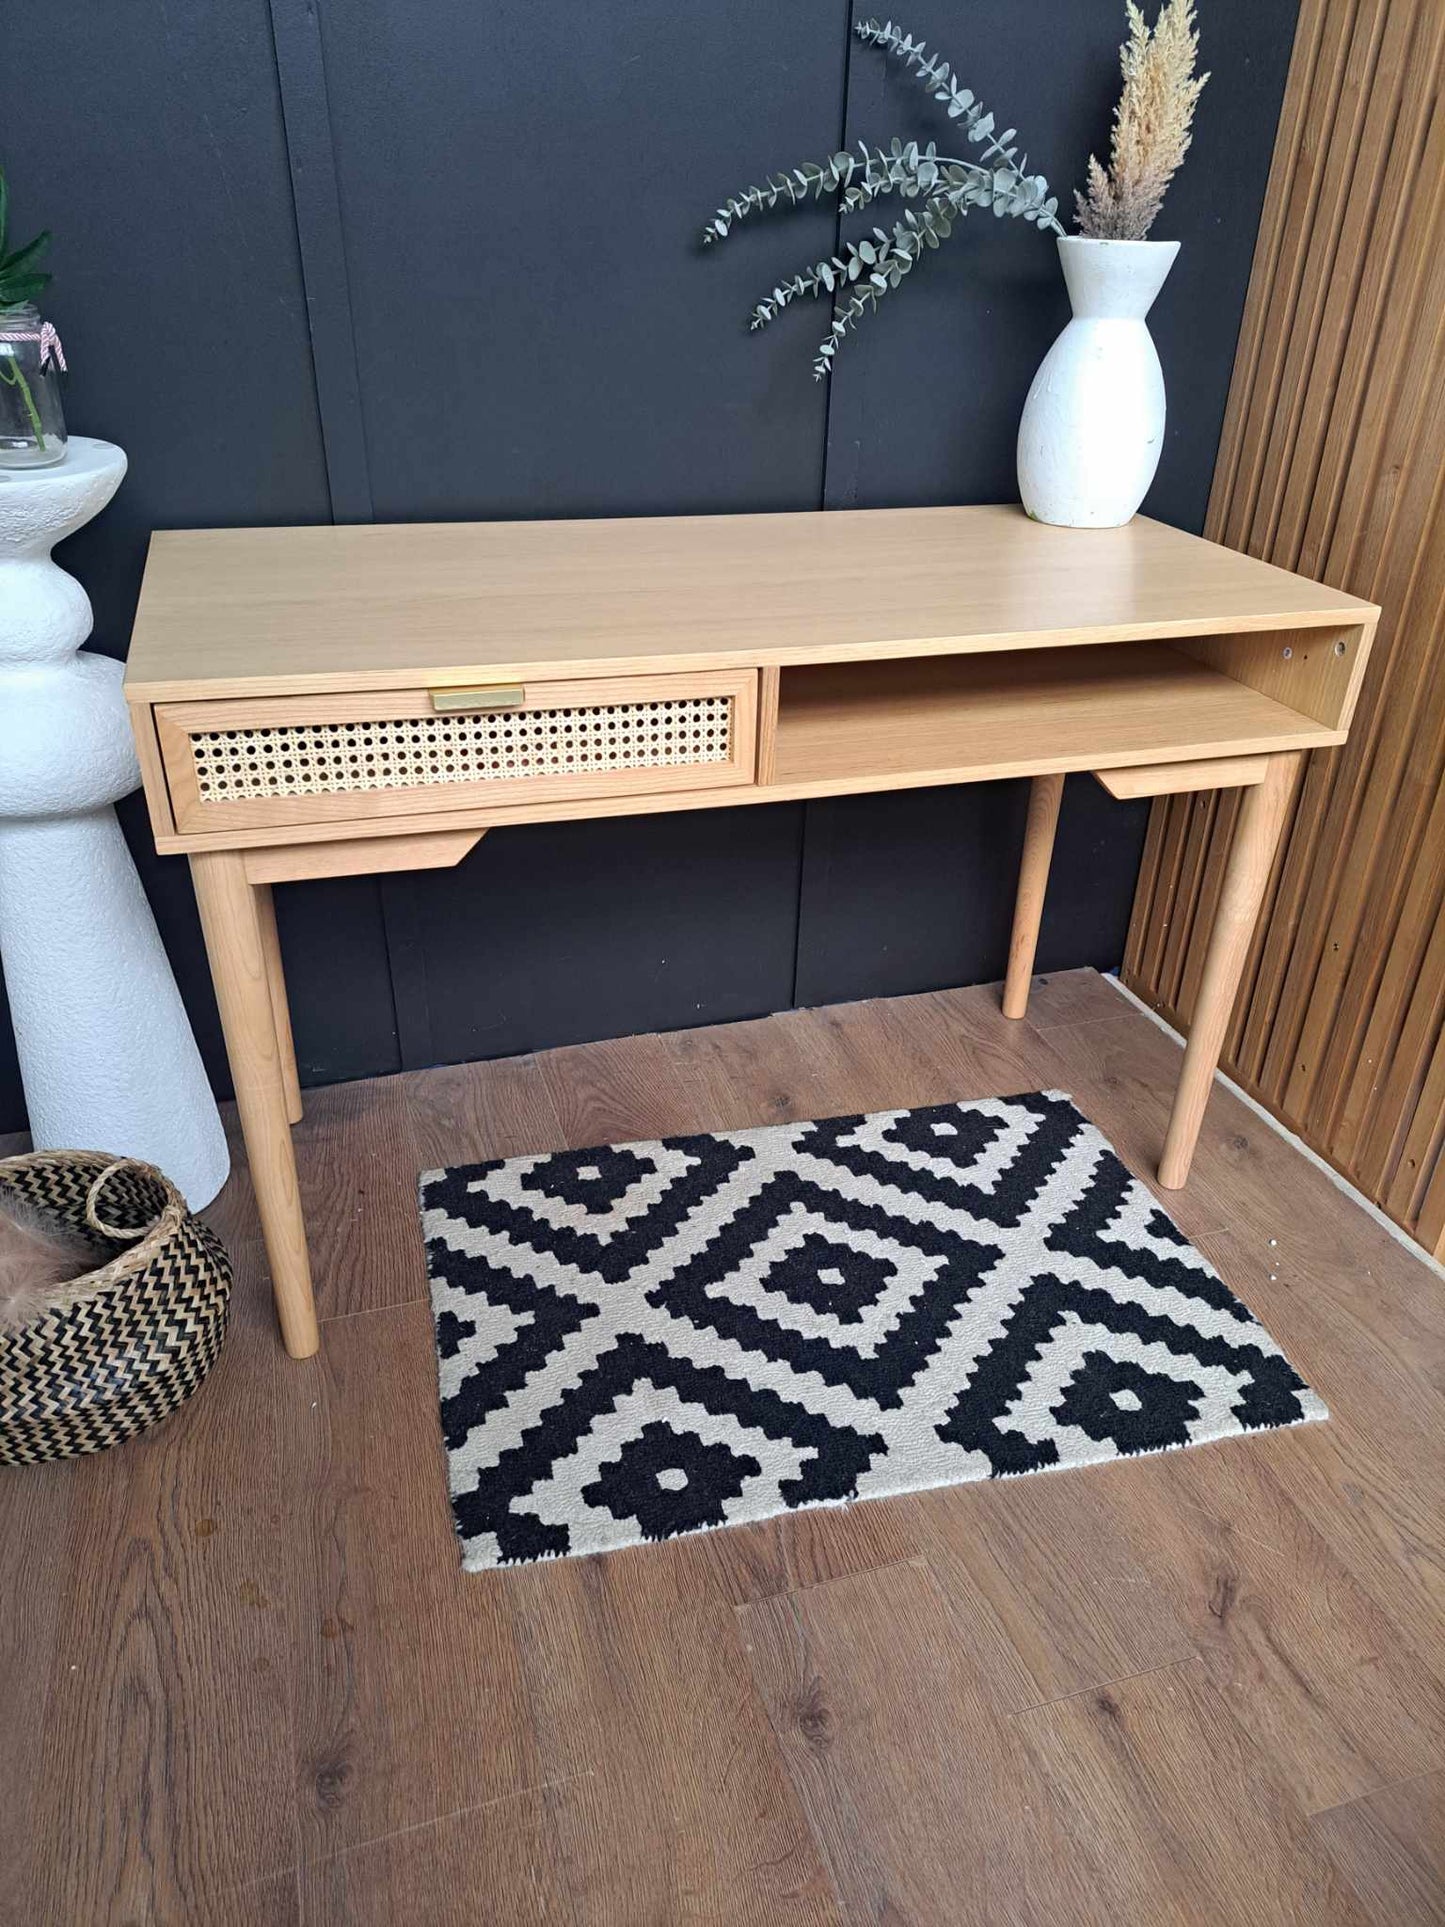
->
[[124, 506, 1378, 1358]]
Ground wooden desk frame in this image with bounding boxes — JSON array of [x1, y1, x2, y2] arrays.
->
[[124, 507, 1379, 1358]]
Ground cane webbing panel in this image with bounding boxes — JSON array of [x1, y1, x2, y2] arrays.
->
[[189, 695, 734, 803]]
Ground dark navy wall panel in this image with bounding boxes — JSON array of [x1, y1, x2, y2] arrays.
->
[[794, 778, 1151, 1010], [317, 0, 846, 521], [0, 0, 332, 655], [393, 807, 806, 1072]]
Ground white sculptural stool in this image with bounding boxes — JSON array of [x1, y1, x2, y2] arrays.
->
[[0, 437, 229, 1207]]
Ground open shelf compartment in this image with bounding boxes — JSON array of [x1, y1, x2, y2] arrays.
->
[[769, 641, 1343, 795]]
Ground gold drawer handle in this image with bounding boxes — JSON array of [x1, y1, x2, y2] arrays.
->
[[430, 684, 526, 714]]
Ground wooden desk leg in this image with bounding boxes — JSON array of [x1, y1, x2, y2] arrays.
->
[[255, 882, 304, 1125], [1158, 751, 1299, 1189], [190, 850, 319, 1358], [1002, 772, 1065, 1019]]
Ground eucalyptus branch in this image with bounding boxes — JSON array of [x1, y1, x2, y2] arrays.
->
[[841, 145, 1055, 224], [704, 135, 1054, 245], [751, 195, 955, 328], [812, 207, 956, 377], [842, 140, 949, 208], [854, 20, 1062, 232], [699, 17, 1061, 375], [702, 149, 862, 244], [750, 196, 967, 379]]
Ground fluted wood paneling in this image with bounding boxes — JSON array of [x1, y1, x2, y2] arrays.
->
[[1124, 0, 1445, 1255]]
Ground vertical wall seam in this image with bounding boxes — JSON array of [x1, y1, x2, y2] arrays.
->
[[818, 0, 858, 515], [266, 0, 374, 523]]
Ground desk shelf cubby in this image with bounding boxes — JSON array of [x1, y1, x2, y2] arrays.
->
[[767, 637, 1350, 798]]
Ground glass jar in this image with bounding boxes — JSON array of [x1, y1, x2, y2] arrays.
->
[[0, 303, 67, 467]]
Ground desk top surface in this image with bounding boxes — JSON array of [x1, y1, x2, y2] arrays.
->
[[124, 504, 1378, 703]]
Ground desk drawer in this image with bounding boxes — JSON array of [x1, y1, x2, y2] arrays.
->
[[156, 671, 759, 832]]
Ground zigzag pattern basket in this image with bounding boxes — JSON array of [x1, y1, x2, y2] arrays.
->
[[0, 1151, 231, 1466]]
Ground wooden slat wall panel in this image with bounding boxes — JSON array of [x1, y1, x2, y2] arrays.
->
[[1123, 0, 1445, 1257]]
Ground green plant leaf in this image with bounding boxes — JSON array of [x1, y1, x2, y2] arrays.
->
[[0, 271, 50, 307], [0, 230, 51, 278]]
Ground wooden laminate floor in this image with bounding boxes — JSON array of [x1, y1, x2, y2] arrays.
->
[[3, 969, 1443, 1926]]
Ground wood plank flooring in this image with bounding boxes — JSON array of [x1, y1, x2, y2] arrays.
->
[[2, 968, 1443, 1925]]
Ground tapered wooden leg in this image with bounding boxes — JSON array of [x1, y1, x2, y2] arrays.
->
[[1002, 772, 1065, 1019], [255, 882, 303, 1125], [1158, 752, 1299, 1189], [190, 851, 319, 1357]]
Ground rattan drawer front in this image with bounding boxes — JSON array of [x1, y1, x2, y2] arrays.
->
[[156, 672, 759, 831]]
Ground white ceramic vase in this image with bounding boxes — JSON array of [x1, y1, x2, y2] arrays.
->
[[1016, 235, 1180, 528]]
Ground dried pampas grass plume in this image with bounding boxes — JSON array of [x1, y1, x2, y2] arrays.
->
[[1076, 0, 1208, 241]]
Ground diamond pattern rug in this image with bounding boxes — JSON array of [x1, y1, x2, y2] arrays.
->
[[418, 1091, 1325, 1571]]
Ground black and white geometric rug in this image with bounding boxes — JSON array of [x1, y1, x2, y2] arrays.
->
[[418, 1091, 1325, 1571]]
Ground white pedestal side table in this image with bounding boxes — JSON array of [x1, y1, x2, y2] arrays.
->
[[0, 437, 228, 1206]]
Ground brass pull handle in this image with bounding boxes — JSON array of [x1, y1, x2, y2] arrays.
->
[[429, 684, 525, 714]]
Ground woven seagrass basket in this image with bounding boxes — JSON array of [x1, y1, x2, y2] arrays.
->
[[0, 1151, 231, 1466]]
